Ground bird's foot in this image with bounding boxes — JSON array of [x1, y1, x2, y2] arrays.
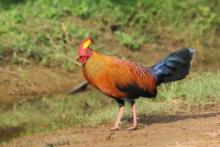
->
[[127, 125, 137, 131], [110, 126, 120, 131]]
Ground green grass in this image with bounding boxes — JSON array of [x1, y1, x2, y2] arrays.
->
[[0, 72, 220, 143], [115, 31, 144, 51], [0, 0, 219, 68], [158, 72, 220, 102]]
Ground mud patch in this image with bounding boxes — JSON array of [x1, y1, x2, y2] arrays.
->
[[0, 126, 25, 143]]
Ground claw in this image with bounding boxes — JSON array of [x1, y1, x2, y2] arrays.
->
[[110, 126, 120, 131], [127, 125, 137, 131]]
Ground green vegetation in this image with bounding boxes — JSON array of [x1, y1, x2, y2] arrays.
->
[[0, 0, 219, 68], [1, 72, 220, 142], [115, 31, 144, 51]]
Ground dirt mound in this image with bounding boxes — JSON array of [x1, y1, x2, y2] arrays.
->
[[2, 110, 220, 147]]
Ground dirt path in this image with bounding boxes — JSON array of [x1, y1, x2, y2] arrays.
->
[[2, 111, 220, 147]]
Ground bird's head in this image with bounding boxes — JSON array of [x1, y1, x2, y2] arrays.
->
[[77, 37, 93, 64]]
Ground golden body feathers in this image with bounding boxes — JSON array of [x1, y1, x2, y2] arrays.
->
[[83, 51, 157, 99]]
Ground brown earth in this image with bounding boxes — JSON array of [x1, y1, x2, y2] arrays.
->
[[1, 109, 220, 147], [0, 65, 84, 104]]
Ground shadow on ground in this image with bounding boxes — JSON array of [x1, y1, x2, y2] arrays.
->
[[137, 112, 220, 125]]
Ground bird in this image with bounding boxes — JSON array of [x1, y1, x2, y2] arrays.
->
[[77, 37, 195, 131]]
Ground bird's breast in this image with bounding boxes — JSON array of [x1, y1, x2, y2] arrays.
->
[[82, 53, 126, 98]]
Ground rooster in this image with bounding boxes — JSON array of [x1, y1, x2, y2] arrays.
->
[[77, 37, 194, 130]]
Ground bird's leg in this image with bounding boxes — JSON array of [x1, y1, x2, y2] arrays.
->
[[111, 106, 125, 131], [127, 99, 137, 130], [110, 99, 125, 131]]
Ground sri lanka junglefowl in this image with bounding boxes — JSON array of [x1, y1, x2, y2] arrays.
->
[[77, 37, 194, 130]]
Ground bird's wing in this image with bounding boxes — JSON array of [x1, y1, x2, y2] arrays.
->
[[106, 59, 156, 98]]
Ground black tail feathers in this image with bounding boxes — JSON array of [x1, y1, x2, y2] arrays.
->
[[151, 48, 195, 85]]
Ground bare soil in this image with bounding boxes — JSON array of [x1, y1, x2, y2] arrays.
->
[[1, 109, 219, 147], [0, 65, 84, 104]]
